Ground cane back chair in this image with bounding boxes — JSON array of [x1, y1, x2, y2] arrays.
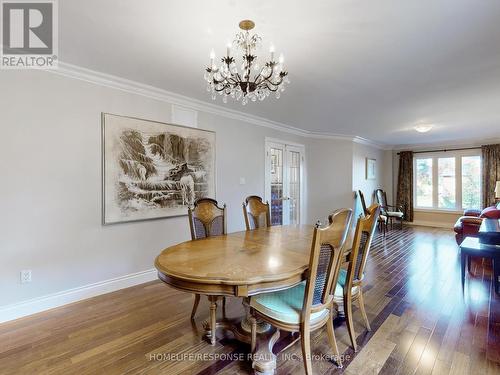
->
[[188, 198, 227, 323], [334, 203, 380, 351], [250, 208, 353, 373], [242, 195, 271, 230]]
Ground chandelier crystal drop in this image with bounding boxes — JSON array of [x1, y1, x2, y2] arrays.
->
[[204, 20, 289, 104]]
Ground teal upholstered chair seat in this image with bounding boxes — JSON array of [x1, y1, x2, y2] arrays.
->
[[250, 281, 329, 324], [334, 268, 359, 297]]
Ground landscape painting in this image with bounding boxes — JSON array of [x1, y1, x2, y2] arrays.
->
[[102, 113, 216, 224]]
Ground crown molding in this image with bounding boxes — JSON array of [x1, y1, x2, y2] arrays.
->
[[48, 62, 389, 150], [353, 136, 392, 150]]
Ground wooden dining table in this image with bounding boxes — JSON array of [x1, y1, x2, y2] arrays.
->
[[155, 224, 316, 375]]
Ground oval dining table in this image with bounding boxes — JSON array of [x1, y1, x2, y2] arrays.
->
[[155, 224, 315, 375]]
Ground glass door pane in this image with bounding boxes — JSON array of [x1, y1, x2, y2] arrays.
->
[[266, 141, 303, 226], [288, 150, 301, 225], [270, 147, 284, 225]]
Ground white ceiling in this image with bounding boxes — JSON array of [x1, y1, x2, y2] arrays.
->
[[59, 0, 500, 146]]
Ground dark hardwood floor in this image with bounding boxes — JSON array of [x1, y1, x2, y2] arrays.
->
[[1, 226, 499, 374]]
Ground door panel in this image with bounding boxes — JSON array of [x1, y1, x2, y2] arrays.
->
[[266, 141, 304, 226]]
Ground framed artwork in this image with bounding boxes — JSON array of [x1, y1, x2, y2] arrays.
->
[[366, 158, 376, 180], [102, 113, 216, 224]]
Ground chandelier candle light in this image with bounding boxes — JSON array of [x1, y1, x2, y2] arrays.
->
[[204, 20, 289, 105]]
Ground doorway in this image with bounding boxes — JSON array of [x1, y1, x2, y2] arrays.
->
[[265, 139, 305, 225]]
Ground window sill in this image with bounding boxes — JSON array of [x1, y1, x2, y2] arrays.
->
[[414, 208, 463, 215]]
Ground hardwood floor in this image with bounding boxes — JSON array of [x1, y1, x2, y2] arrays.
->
[[1, 226, 499, 374]]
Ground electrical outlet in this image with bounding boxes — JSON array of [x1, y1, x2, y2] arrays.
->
[[239, 177, 246, 185], [20, 270, 32, 283]]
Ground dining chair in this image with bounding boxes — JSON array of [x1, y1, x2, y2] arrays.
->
[[249, 208, 353, 373], [374, 188, 404, 230], [242, 195, 271, 230], [188, 198, 227, 321], [358, 190, 387, 236], [334, 204, 380, 351]]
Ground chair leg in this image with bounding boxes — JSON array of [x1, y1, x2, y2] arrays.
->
[[300, 325, 313, 375], [250, 314, 257, 353], [344, 292, 357, 351], [327, 313, 342, 368], [222, 296, 227, 317], [357, 290, 371, 331], [191, 294, 200, 320]]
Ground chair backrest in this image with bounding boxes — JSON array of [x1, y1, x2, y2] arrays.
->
[[188, 198, 226, 240], [345, 204, 380, 289], [358, 190, 368, 216], [243, 195, 271, 230], [375, 189, 388, 207], [301, 208, 353, 320], [375, 189, 389, 215]]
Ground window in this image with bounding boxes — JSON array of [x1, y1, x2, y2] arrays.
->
[[461, 156, 481, 209], [414, 152, 481, 211], [438, 157, 455, 209], [416, 158, 432, 207]]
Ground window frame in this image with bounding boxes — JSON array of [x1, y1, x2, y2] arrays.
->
[[413, 150, 481, 213]]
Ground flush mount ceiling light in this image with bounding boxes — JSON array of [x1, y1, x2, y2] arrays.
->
[[204, 20, 289, 105], [414, 124, 433, 133]]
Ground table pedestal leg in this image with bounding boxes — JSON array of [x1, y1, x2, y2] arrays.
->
[[252, 328, 281, 375]]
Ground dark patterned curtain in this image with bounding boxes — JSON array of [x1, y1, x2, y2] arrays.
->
[[396, 151, 414, 222], [481, 144, 500, 208]]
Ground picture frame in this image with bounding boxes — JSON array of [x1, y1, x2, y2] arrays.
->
[[366, 158, 376, 180], [102, 113, 216, 224]]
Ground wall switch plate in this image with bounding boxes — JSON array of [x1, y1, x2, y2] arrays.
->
[[239, 177, 246, 185], [20, 270, 32, 283]]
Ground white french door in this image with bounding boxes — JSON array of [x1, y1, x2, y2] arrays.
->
[[265, 140, 304, 226]]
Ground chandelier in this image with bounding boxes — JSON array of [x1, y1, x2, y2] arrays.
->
[[204, 20, 289, 105]]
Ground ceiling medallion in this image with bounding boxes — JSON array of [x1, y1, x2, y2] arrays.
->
[[204, 20, 289, 105]]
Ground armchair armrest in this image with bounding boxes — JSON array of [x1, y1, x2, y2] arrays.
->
[[459, 216, 483, 225], [459, 216, 483, 238], [384, 204, 404, 212], [463, 209, 481, 217]]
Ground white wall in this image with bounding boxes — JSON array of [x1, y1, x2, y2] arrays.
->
[[0, 69, 377, 313], [352, 142, 392, 219], [306, 138, 354, 225]]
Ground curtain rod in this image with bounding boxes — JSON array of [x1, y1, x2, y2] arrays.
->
[[397, 146, 480, 155]]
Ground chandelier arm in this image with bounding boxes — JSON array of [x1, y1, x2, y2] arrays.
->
[[261, 77, 280, 88], [253, 64, 270, 85], [264, 84, 279, 92], [268, 79, 284, 89]]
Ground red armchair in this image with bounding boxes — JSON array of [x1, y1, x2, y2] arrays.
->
[[454, 203, 500, 245]]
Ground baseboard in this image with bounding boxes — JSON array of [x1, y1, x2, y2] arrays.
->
[[0, 268, 157, 324], [405, 220, 454, 229]]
